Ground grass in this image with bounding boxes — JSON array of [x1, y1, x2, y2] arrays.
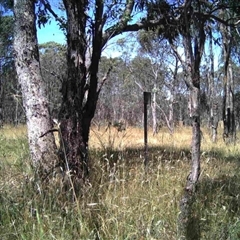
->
[[1, 124, 240, 239]]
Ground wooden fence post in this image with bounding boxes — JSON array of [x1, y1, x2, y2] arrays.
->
[[144, 92, 151, 168]]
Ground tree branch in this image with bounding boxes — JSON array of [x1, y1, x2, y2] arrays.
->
[[156, 103, 173, 133], [97, 66, 113, 95], [102, 18, 166, 48], [39, 0, 66, 27]]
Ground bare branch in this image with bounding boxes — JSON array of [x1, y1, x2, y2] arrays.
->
[[135, 80, 144, 91], [97, 66, 113, 95], [156, 103, 173, 134], [169, 42, 185, 68]]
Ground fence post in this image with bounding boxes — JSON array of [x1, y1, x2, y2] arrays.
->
[[144, 92, 151, 169]]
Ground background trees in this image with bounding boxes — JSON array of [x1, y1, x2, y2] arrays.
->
[[39, 42, 66, 119], [0, 4, 20, 126]]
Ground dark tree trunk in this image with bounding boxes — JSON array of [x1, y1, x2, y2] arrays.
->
[[220, 21, 235, 143], [59, 0, 102, 182], [59, 0, 88, 180]]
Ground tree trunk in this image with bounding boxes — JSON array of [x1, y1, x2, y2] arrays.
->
[[152, 84, 157, 135], [187, 85, 201, 191], [208, 30, 218, 142], [178, 78, 201, 240], [59, 0, 88, 180], [59, 0, 102, 183], [177, 6, 205, 235], [14, 0, 59, 176], [220, 22, 235, 143], [223, 62, 235, 143], [168, 93, 174, 133], [211, 101, 218, 143]]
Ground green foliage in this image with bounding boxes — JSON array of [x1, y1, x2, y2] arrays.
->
[[144, 0, 180, 41], [39, 41, 66, 53], [137, 30, 164, 53], [36, 1, 51, 29]]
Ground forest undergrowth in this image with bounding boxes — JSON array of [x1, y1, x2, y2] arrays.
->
[[0, 124, 240, 239]]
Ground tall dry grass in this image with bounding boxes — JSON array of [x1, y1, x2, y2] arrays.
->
[[0, 124, 240, 239]]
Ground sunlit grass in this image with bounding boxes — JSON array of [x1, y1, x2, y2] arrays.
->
[[0, 124, 27, 139], [1, 124, 240, 239]]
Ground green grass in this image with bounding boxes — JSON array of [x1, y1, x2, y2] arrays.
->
[[1, 125, 240, 239]]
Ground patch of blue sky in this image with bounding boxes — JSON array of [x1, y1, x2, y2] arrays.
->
[[37, 21, 131, 58], [37, 1, 143, 56], [37, 21, 66, 44]]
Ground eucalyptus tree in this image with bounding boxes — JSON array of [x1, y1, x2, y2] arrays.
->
[[95, 56, 130, 126], [14, 0, 59, 176], [1, 12, 25, 125], [146, 0, 206, 190], [170, 3, 206, 206], [136, 30, 185, 134]]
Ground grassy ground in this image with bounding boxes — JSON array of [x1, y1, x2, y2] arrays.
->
[[1, 124, 240, 239]]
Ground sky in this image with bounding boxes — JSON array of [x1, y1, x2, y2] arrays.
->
[[36, 0, 137, 58], [36, 0, 66, 44], [37, 21, 125, 58], [37, 21, 66, 44]]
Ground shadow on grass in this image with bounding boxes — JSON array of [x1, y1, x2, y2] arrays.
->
[[2, 131, 240, 239], [195, 172, 240, 239], [90, 142, 240, 167], [90, 143, 240, 239], [90, 144, 192, 166]]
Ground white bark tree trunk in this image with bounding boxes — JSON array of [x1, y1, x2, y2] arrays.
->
[[152, 84, 157, 135], [14, 0, 58, 175]]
